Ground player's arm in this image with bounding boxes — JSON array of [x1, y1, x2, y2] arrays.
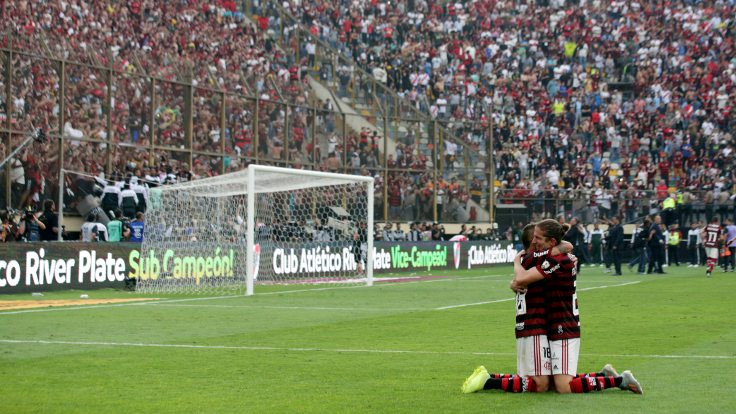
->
[[513, 252, 545, 287], [509, 252, 528, 293], [551, 240, 573, 255]]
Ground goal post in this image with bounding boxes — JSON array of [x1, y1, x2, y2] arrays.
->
[[136, 165, 374, 295]]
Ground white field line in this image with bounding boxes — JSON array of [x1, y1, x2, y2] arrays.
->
[[0, 338, 733, 360], [234, 274, 513, 296], [150, 303, 428, 312], [435, 281, 641, 310]]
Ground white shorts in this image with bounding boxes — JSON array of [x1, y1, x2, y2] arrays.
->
[[549, 338, 580, 376], [705, 247, 719, 260], [516, 335, 551, 377]]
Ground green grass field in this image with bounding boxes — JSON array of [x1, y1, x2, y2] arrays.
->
[[2, 265, 735, 413]]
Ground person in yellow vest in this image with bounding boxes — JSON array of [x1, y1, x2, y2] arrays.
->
[[552, 100, 565, 116], [667, 224, 681, 266], [675, 192, 684, 227], [662, 193, 677, 227]]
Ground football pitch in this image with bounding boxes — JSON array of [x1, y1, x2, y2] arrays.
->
[[1, 265, 735, 413]]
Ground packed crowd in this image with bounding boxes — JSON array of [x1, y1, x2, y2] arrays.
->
[[1, 0, 364, 212], [278, 0, 736, 214], [3, 0, 736, 228]]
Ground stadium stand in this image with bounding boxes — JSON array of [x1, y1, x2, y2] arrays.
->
[[1, 0, 735, 238]]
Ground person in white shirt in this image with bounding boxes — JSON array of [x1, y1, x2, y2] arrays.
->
[[101, 181, 121, 217], [407, 223, 421, 242], [80, 213, 107, 242], [587, 223, 605, 265], [95, 220, 109, 242], [382, 223, 394, 241], [436, 188, 445, 220], [444, 142, 457, 170], [597, 190, 613, 219], [546, 165, 560, 188], [392, 223, 406, 241], [130, 177, 150, 214], [686, 221, 703, 267], [119, 183, 138, 219], [436, 97, 448, 118]]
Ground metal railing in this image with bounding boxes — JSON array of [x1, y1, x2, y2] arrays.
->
[[0, 40, 496, 223]]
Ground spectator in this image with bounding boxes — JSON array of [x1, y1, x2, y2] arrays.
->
[[607, 216, 624, 275], [129, 212, 145, 242], [107, 209, 131, 242], [687, 222, 703, 268], [39, 200, 60, 241], [647, 216, 666, 274], [9, 156, 25, 208], [382, 223, 394, 241], [1, 212, 19, 242], [392, 223, 405, 241], [563, 217, 585, 270], [119, 183, 139, 219], [80, 213, 106, 242], [130, 177, 150, 214], [101, 180, 121, 217], [406, 222, 421, 242], [587, 222, 604, 266], [5, 0, 736, 230]]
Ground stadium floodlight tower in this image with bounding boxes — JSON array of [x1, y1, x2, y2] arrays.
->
[[136, 165, 374, 296]]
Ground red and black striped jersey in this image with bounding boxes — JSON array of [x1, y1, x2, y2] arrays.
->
[[515, 249, 550, 338], [703, 224, 721, 248], [536, 253, 580, 341]]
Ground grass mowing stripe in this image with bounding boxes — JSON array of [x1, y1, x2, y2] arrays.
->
[[0, 294, 241, 315], [0, 274, 515, 315], [0, 279, 643, 315], [435, 280, 642, 310], [2, 339, 733, 360], [150, 303, 428, 311]]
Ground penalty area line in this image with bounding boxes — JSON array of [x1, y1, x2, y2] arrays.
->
[[435, 281, 641, 310], [0, 338, 733, 360]]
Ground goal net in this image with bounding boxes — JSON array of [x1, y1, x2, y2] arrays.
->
[[136, 165, 374, 295]]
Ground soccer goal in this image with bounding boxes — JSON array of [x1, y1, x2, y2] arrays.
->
[[136, 165, 374, 295]]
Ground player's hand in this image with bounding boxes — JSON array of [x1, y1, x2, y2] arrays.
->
[[514, 251, 524, 264], [569, 253, 578, 267], [510, 280, 527, 294]]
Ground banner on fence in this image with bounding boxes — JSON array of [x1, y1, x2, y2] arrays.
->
[[0, 240, 518, 293]]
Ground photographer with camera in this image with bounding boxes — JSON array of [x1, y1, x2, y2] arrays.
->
[[18, 205, 46, 242], [39, 199, 60, 241], [1, 211, 18, 242]]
